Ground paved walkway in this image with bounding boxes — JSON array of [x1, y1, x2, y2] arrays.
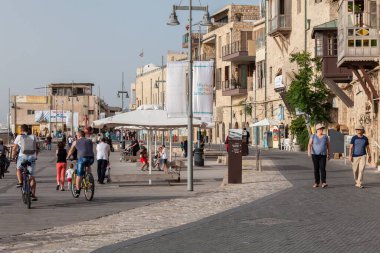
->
[[98, 151, 380, 253], [0, 153, 291, 252]]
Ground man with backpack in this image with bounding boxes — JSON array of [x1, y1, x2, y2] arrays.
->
[[12, 124, 39, 201]]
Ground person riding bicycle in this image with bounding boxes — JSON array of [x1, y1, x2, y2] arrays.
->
[[0, 139, 10, 173], [66, 130, 94, 198], [12, 124, 39, 201]]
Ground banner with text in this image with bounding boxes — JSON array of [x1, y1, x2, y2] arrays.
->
[[166, 61, 188, 118], [193, 61, 214, 121]]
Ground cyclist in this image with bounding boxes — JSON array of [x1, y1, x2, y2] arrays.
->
[[66, 130, 94, 198], [0, 139, 10, 173], [12, 124, 39, 201]]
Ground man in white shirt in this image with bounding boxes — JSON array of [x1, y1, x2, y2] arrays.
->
[[12, 124, 39, 201], [96, 137, 110, 184]]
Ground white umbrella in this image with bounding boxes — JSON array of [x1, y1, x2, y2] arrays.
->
[[250, 118, 280, 127], [93, 109, 204, 129]]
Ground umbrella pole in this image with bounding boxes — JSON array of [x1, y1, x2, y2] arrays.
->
[[169, 128, 172, 168], [148, 129, 152, 185], [154, 130, 157, 153]]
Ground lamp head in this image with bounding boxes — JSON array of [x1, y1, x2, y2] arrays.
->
[[167, 8, 180, 26], [201, 11, 212, 26]]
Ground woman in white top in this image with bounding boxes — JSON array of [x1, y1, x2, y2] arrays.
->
[[161, 145, 169, 173], [96, 138, 110, 184]]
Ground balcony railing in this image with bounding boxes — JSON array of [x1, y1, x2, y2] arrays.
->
[[222, 40, 256, 62], [194, 52, 216, 61], [268, 14, 292, 35], [222, 79, 247, 96]]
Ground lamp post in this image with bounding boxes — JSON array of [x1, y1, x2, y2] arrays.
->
[[117, 72, 129, 143], [167, 0, 212, 191]]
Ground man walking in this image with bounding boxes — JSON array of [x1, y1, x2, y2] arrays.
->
[[96, 137, 110, 184], [66, 130, 94, 197], [349, 125, 371, 188]]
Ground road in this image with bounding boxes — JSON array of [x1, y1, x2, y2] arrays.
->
[[97, 150, 380, 253], [0, 148, 225, 238]]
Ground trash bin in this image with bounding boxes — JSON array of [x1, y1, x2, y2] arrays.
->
[[194, 148, 204, 166], [120, 140, 125, 150]]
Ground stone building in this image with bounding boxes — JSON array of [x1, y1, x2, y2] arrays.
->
[[11, 83, 120, 136]]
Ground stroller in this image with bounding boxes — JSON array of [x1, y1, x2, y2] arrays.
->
[[120, 146, 134, 162]]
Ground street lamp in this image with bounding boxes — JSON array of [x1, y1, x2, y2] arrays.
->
[[167, 0, 212, 191], [117, 72, 129, 143]]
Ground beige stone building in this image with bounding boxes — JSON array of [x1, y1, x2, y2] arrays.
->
[[11, 83, 120, 136], [201, 4, 261, 144]]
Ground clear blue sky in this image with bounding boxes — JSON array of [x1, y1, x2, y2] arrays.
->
[[0, 0, 260, 124]]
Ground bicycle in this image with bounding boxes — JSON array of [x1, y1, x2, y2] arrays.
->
[[19, 160, 33, 209], [71, 164, 95, 201]]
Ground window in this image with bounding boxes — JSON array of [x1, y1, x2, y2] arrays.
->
[[315, 34, 323, 57], [218, 36, 222, 58], [27, 110, 35, 115], [88, 110, 94, 115], [297, 0, 301, 13], [269, 67, 273, 84], [315, 0, 322, 3], [327, 33, 337, 56], [52, 88, 58, 95], [216, 68, 222, 90]]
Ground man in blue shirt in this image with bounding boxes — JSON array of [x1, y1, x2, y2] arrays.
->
[[349, 125, 371, 188]]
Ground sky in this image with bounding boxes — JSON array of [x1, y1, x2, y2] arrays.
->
[[0, 0, 260, 124]]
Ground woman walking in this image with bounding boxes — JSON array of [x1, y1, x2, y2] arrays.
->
[[56, 141, 67, 191], [308, 123, 331, 188]]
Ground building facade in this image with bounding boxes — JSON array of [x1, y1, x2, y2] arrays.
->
[[11, 83, 120, 136]]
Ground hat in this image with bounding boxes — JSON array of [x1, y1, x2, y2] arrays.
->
[[315, 123, 325, 130], [355, 125, 365, 130]]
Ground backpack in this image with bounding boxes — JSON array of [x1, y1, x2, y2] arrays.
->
[[20, 135, 37, 155]]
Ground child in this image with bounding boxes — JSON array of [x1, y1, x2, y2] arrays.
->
[[65, 163, 75, 190]]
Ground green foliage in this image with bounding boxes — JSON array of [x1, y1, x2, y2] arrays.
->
[[289, 116, 309, 151], [239, 100, 252, 117], [286, 51, 331, 125]]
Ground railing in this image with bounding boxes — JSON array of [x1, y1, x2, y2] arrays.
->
[[268, 14, 291, 34], [194, 53, 216, 61], [222, 79, 247, 91], [222, 41, 246, 57]]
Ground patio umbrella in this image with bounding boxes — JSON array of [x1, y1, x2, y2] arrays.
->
[[250, 118, 280, 127]]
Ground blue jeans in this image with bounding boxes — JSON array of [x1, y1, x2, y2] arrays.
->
[[17, 155, 36, 176], [76, 156, 94, 177]]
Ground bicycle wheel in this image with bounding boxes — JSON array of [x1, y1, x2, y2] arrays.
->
[[25, 177, 31, 209], [71, 172, 77, 198], [84, 173, 95, 201], [21, 184, 27, 204]]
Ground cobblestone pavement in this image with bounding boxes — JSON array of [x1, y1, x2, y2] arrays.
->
[[0, 157, 291, 253], [97, 151, 380, 253]]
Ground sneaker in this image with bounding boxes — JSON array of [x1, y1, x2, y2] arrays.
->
[[74, 189, 80, 198], [321, 183, 328, 188], [60, 188, 65, 191], [312, 184, 319, 188], [56, 185, 60, 191], [16, 183, 23, 188], [31, 195, 38, 201]]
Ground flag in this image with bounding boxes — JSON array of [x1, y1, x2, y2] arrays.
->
[[139, 50, 144, 58]]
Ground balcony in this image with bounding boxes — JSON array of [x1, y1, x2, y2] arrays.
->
[[194, 52, 216, 61], [222, 79, 247, 96], [222, 40, 256, 62], [182, 33, 204, 49], [268, 15, 291, 36], [321, 56, 352, 83]]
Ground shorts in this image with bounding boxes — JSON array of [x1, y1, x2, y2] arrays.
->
[[67, 178, 72, 183], [76, 156, 94, 177], [140, 157, 148, 163], [17, 156, 36, 176], [162, 159, 168, 164]]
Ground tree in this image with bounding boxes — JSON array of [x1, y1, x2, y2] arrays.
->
[[286, 52, 332, 150]]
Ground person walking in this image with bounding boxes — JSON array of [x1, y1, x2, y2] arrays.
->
[[308, 123, 331, 188], [46, 134, 52, 150], [55, 141, 67, 191], [161, 144, 169, 173], [96, 137, 110, 184], [348, 125, 371, 188]]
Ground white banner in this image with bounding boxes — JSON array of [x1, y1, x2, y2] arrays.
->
[[193, 61, 214, 121], [35, 110, 69, 123], [166, 61, 188, 118]]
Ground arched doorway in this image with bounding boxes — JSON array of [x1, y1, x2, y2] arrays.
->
[[234, 122, 239, 129]]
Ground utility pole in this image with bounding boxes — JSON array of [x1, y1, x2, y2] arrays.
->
[[117, 72, 129, 143]]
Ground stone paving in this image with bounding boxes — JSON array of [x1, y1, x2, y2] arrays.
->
[[0, 159, 291, 253]]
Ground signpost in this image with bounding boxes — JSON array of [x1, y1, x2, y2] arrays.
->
[[228, 129, 243, 184]]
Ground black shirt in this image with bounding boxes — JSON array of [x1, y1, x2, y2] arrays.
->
[[57, 149, 67, 163]]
